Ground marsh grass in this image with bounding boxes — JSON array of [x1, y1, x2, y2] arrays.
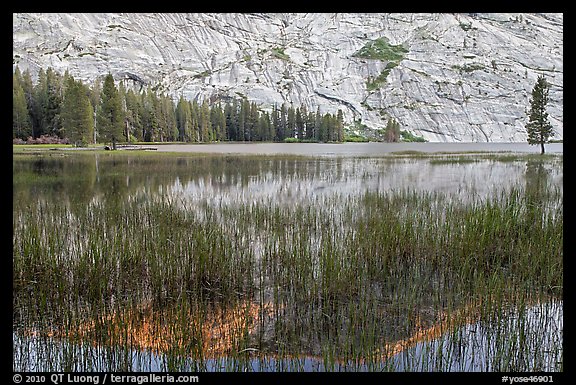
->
[[13, 153, 562, 371]]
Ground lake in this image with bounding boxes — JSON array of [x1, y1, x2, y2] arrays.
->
[[152, 142, 564, 155], [12, 148, 563, 372]]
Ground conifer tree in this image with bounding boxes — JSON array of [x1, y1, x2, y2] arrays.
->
[[97, 74, 124, 149], [306, 111, 316, 141], [526, 75, 554, 154], [125, 89, 142, 142], [384, 118, 401, 142], [319, 114, 330, 142], [225, 101, 237, 141], [211, 103, 227, 141], [20, 69, 35, 133], [314, 107, 322, 141], [287, 104, 296, 139], [44, 67, 63, 137], [295, 107, 305, 139], [89, 78, 101, 143], [336, 110, 345, 142], [176, 96, 192, 141], [61, 76, 94, 146], [271, 105, 280, 141], [13, 70, 31, 139], [248, 102, 259, 141], [190, 100, 200, 142], [238, 99, 248, 141], [158, 94, 176, 142], [199, 100, 211, 142], [277, 103, 288, 141], [141, 88, 159, 142]]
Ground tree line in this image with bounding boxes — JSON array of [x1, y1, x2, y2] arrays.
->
[[13, 66, 345, 146]]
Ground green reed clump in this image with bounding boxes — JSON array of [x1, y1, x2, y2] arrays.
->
[[249, 185, 562, 366]]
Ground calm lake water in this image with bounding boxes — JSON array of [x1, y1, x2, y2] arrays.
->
[[14, 149, 563, 206], [13, 300, 563, 371], [12, 148, 563, 372], [153, 142, 564, 155]]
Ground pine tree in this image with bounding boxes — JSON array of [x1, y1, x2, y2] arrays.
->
[[97, 74, 124, 149], [125, 89, 142, 142], [176, 96, 192, 142], [211, 103, 226, 141], [248, 102, 259, 141], [384, 118, 401, 142], [225, 101, 237, 141], [335, 110, 345, 142], [89, 78, 102, 143], [61, 76, 94, 146], [319, 114, 330, 142], [261, 111, 274, 141], [238, 99, 248, 141], [287, 104, 296, 139], [277, 103, 288, 141], [140, 88, 159, 142], [20, 68, 36, 137], [13, 70, 32, 140], [271, 105, 280, 141], [295, 107, 305, 139], [44, 67, 63, 137], [190, 100, 200, 142], [157, 94, 176, 142], [304, 111, 315, 141], [31, 67, 63, 138], [117, 83, 130, 142], [327, 114, 338, 142], [199, 100, 211, 142], [218, 105, 227, 141], [32, 68, 48, 138], [526, 75, 554, 154], [314, 107, 322, 142]]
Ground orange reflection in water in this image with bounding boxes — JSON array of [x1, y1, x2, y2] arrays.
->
[[377, 303, 481, 360], [25, 298, 490, 363], [27, 300, 276, 357]]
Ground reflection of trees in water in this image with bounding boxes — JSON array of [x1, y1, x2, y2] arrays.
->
[[524, 159, 551, 209], [15, 155, 560, 213], [13, 155, 96, 209], [14, 155, 348, 209], [12, 156, 284, 206]]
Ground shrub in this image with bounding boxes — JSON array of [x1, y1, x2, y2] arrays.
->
[[400, 130, 427, 142], [25, 135, 70, 144], [353, 37, 408, 62]]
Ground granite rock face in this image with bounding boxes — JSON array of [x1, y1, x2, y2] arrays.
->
[[12, 13, 563, 142]]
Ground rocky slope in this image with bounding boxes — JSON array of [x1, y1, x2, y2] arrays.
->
[[12, 13, 563, 142]]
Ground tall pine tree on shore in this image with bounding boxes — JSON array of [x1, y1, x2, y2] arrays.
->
[[61, 76, 94, 146], [96, 74, 124, 149], [13, 69, 31, 139], [526, 75, 554, 154]]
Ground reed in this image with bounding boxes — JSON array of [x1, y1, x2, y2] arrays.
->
[[13, 153, 562, 371]]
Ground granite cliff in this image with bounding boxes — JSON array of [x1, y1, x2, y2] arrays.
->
[[12, 13, 563, 142]]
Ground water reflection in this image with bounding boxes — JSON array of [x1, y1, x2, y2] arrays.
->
[[154, 142, 564, 156], [13, 300, 562, 372], [13, 154, 563, 209], [12, 152, 563, 372]]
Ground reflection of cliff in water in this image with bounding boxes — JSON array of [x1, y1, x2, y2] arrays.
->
[[14, 153, 561, 210], [13, 300, 562, 372]]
